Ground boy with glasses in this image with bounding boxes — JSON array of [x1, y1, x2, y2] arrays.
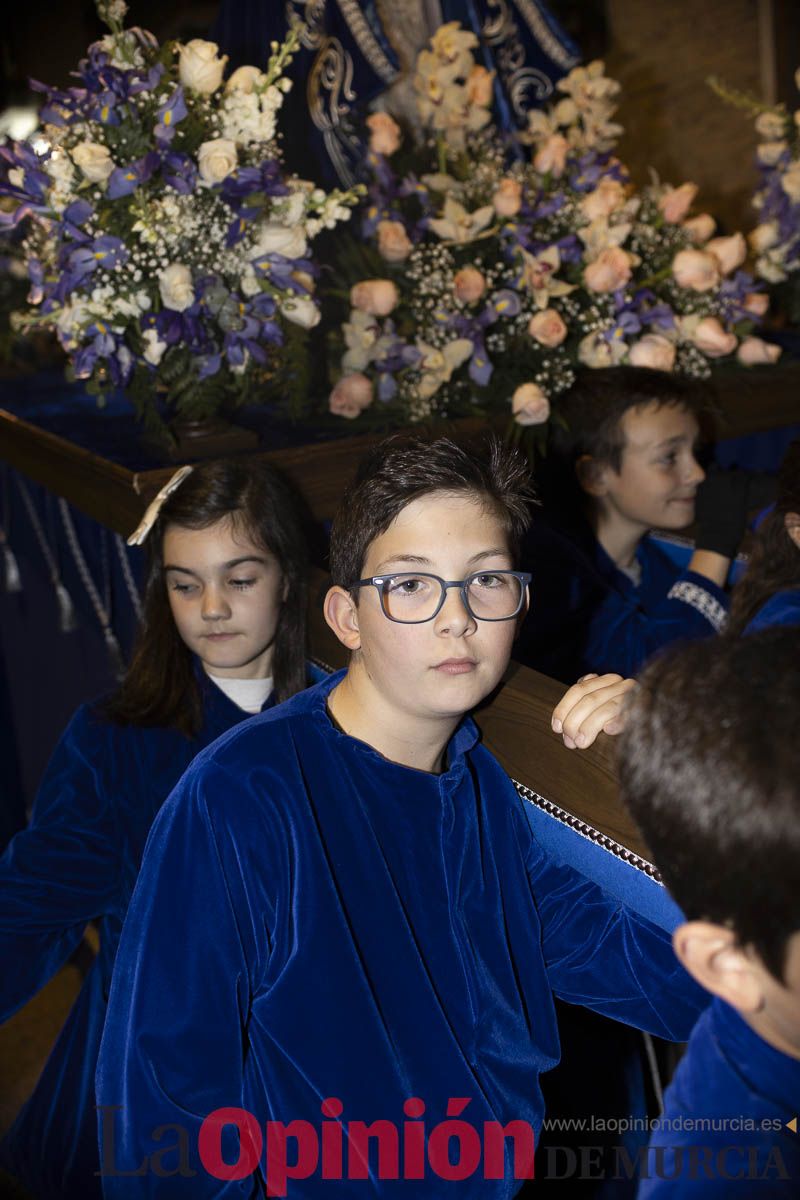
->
[[98, 437, 706, 1198]]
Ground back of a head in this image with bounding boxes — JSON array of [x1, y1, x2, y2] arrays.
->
[[617, 628, 800, 982], [328, 435, 535, 588]]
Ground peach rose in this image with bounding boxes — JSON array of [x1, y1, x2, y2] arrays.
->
[[527, 308, 567, 347], [681, 213, 716, 244], [452, 267, 486, 305], [376, 220, 412, 263], [672, 248, 721, 292], [658, 182, 698, 223], [366, 112, 402, 157], [749, 221, 780, 253], [583, 246, 632, 293], [692, 317, 737, 358], [350, 279, 399, 316], [580, 178, 626, 221], [493, 177, 522, 218], [329, 373, 374, 419], [512, 383, 551, 426], [627, 333, 676, 372], [736, 336, 782, 365], [742, 292, 769, 317], [466, 65, 493, 107], [534, 134, 568, 178], [706, 233, 747, 276], [781, 163, 800, 203]]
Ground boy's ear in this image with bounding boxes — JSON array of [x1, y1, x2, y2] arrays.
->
[[672, 921, 766, 1014], [575, 454, 610, 497], [324, 585, 362, 651], [784, 511, 800, 551]]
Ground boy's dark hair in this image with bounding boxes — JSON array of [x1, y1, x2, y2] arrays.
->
[[104, 458, 310, 737], [551, 366, 706, 473], [328, 435, 535, 588], [727, 440, 800, 637], [617, 628, 800, 983]]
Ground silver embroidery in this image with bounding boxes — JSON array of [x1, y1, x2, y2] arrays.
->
[[307, 36, 360, 186], [483, 0, 563, 119], [511, 0, 579, 71], [338, 0, 399, 82], [666, 581, 728, 632]]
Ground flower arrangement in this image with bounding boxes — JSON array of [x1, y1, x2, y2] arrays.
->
[[0, 0, 360, 433], [327, 24, 773, 433], [711, 70, 800, 327]]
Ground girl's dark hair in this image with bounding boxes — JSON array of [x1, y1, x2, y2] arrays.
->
[[726, 441, 800, 638], [104, 458, 310, 737]]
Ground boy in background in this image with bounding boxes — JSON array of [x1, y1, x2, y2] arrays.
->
[[516, 367, 759, 683], [618, 628, 800, 1196]]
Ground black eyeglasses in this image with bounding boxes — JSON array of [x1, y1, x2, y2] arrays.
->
[[348, 571, 531, 624]]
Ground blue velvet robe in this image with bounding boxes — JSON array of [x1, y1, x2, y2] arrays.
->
[[97, 670, 707, 1198], [744, 586, 800, 634], [0, 665, 324, 1200], [516, 518, 728, 683], [638, 998, 800, 1196]]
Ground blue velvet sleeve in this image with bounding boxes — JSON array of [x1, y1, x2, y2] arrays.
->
[[524, 832, 707, 1040], [96, 759, 269, 1198], [0, 705, 121, 1021]]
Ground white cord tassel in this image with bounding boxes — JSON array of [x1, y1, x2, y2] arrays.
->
[[55, 579, 77, 633], [2, 543, 21, 593], [103, 626, 126, 679]]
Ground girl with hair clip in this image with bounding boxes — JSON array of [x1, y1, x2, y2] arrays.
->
[[726, 439, 800, 636], [0, 458, 325, 1200]]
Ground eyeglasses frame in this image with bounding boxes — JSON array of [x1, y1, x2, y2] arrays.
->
[[347, 570, 532, 624]]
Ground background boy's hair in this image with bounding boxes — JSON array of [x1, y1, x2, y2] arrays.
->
[[617, 628, 800, 983], [726, 440, 800, 637], [328, 435, 535, 589], [105, 457, 311, 736], [551, 366, 707, 472]]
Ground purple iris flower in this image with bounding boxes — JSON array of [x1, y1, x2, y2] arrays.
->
[[491, 289, 522, 318], [107, 152, 159, 199], [221, 161, 289, 205], [155, 87, 188, 144], [197, 353, 223, 380], [162, 151, 197, 195], [638, 301, 676, 332], [468, 341, 493, 386], [90, 90, 122, 126]]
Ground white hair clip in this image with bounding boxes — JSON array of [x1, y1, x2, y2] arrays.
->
[[126, 465, 195, 547]]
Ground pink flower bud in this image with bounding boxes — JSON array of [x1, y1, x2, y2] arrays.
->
[[527, 308, 567, 348], [681, 213, 716, 244], [453, 267, 486, 304], [366, 112, 402, 156], [658, 182, 698, 223], [376, 220, 412, 263], [583, 246, 632, 293], [706, 233, 747, 276], [692, 317, 737, 358], [672, 248, 721, 292], [512, 383, 550, 426], [350, 279, 399, 317], [742, 292, 769, 317], [492, 178, 522, 217], [534, 134, 568, 178], [329, 373, 374, 419], [736, 336, 782, 365], [627, 334, 676, 372]]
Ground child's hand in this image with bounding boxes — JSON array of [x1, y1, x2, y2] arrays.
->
[[551, 673, 637, 749]]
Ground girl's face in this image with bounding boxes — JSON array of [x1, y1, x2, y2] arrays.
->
[[163, 516, 287, 679]]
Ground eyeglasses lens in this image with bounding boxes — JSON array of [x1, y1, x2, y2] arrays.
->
[[380, 573, 523, 622]]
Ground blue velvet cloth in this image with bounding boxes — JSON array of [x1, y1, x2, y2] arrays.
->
[[516, 517, 728, 683], [441, 0, 579, 133], [637, 999, 800, 1197], [744, 587, 800, 634], [212, 1, 399, 186], [0, 665, 326, 1200], [97, 669, 707, 1198]]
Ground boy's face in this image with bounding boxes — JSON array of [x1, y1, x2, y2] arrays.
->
[[351, 491, 523, 723], [596, 402, 705, 533]]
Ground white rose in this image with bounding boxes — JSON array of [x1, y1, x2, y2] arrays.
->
[[280, 295, 320, 329], [178, 39, 228, 94], [197, 138, 238, 184], [71, 141, 114, 183], [142, 328, 168, 366], [225, 65, 264, 94], [158, 263, 195, 312], [749, 221, 780, 254], [251, 222, 308, 260]]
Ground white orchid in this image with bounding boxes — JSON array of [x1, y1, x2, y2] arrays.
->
[[428, 196, 494, 243], [342, 309, 380, 372], [415, 338, 473, 399], [518, 245, 576, 309]]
